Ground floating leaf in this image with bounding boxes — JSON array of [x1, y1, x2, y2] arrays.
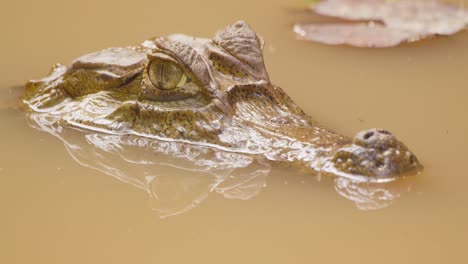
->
[[294, 0, 468, 47], [382, 0, 468, 35], [313, 0, 387, 20], [294, 22, 420, 48]]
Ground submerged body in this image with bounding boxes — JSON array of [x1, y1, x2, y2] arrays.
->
[[23, 21, 421, 181]]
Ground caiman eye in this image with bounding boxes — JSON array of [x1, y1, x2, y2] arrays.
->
[[148, 60, 187, 90], [141, 53, 206, 103]]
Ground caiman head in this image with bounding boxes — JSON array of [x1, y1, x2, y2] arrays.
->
[[23, 21, 422, 181]]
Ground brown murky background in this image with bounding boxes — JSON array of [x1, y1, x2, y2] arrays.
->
[[2, 0, 468, 263]]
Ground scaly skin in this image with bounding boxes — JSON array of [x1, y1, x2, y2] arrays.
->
[[23, 21, 422, 181]]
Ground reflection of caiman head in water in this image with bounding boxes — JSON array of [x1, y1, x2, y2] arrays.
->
[[23, 21, 422, 181], [28, 113, 416, 217]]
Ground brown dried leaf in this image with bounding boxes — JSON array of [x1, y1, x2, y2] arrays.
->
[[383, 0, 468, 35], [295, 0, 468, 47], [294, 23, 421, 48], [313, 0, 387, 21]]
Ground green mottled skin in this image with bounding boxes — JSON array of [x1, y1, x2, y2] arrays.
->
[[23, 21, 422, 181]]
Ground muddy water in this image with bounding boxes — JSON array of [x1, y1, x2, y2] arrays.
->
[[2, 0, 468, 263]]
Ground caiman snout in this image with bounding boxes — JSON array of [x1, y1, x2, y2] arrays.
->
[[328, 129, 422, 180]]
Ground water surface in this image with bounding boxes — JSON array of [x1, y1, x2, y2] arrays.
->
[[2, 0, 468, 263]]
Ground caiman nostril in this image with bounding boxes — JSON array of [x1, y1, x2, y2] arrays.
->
[[376, 129, 391, 135], [363, 131, 374, 140], [354, 128, 397, 149]]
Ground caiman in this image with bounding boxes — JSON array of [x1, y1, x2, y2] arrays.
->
[[23, 21, 422, 181]]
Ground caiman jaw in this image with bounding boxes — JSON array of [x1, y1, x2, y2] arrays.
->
[[323, 129, 422, 181]]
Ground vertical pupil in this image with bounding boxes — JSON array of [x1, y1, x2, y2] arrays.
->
[[149, 60, 183, 90]]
